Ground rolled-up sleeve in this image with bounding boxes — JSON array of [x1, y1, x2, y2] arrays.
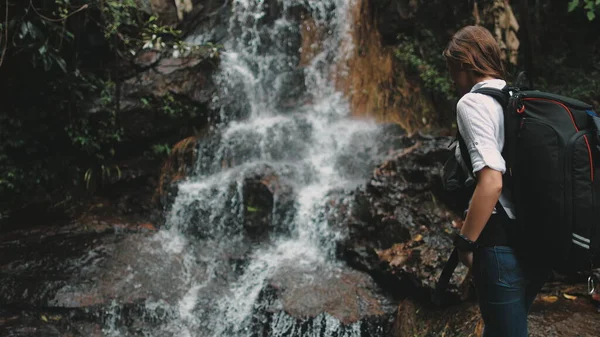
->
[[456, 93, 506, 174]]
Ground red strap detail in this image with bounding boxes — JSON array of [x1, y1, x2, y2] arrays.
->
[[522, 98, 579, 131], [522, 98, 593, 181]]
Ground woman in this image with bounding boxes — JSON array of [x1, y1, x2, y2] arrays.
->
[[443, 25, 549, 337]]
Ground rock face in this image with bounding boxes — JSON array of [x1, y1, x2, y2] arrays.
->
[[242, 177, 274, 237], [123, 51, 217, 111], [112, 49, 218, 167], [75, 0, 232, 226], [0, 218, 202, 336], [167, 163, 296, 241], [251, 265, 396, 336], [334, 134, 600, 336], [0, 219, 193, 310], [336, 134, 467, 299]]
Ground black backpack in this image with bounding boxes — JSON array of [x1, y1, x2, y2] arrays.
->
[[434, 83, 600, 305], [474, 86, 600, 273]]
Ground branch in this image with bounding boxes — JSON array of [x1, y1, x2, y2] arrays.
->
[[29, 0, 89, 23], [0, 0, 8, 68]]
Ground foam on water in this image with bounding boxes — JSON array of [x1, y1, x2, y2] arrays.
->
[[103, 1, 389, 336]]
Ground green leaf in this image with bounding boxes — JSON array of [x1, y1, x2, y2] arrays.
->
[[588, 10, 596, 20], [568, 0, 580, 12], [584, 1, 595, 10], [19, 21, 30, 39], [53, 55, 68, 73], [246, 206, 259, 213]]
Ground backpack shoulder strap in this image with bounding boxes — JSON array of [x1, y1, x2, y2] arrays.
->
[[455, 85, 510, 173], [471, 85, 518, 208], [472, 86, 510, 107], [471, 86, 513, 162], [456, 130, 473, 174]]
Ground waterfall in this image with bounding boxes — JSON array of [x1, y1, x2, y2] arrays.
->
[[102, 1, 391, 336]]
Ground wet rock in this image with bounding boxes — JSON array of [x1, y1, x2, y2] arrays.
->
[[0, 220, 195, 310], [241, 165, 296, 240], [242, 175, 274, 238], [182, 1, 230, 44], [133, 49, 161, 68], [95, 48, 219, 170], [80, 31, 221, 222], [0, 309, 105, 337], [242, 168, 289, 239], [171, 163, 296, 243], [250, 264, 396, 336], [0, 217, 224, 336], [120, 51, 217, 113], [336, 134, 465, 297]]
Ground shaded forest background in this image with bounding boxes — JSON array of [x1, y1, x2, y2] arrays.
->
[[1, 0, 599, 227]]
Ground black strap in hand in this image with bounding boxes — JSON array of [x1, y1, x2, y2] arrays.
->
[[432, 247, 459, 306]]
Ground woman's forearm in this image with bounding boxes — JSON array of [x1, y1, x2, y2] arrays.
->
[[460, 168, 503, 242]]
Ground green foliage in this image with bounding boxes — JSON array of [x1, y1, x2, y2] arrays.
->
[[568, 0, 600, 20], [84, 164, 122, 189], [536, 53, 600, 107], [0, 0, 216, 218], [101, 0, 140, 39], [141, 15, 182, 49], [151, 143, 172, 158], [65, 79, 123, 157], [160, 93, 198, 118], [395, 33, 456, 102]]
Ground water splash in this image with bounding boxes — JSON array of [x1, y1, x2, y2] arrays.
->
[[103, 1, 391, 336]]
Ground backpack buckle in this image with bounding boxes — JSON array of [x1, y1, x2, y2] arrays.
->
[[588, 275, 598, 295]]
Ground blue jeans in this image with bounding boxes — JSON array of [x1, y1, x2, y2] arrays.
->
[[472, 246, 550, 337]]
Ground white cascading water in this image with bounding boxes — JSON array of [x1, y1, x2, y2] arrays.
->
[[103, 1, 391, 336]]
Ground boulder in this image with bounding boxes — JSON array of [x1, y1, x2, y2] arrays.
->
[[335, 133, 600, 336], [336, 134, 466, 298], [0, 219, 195, 310], [120, 51, 217, 114], [250, 264, 396, 336], [167, 163, 296, 242]]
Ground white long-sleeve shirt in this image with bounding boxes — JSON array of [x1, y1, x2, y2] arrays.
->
[[455, 78, 516, 219]]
